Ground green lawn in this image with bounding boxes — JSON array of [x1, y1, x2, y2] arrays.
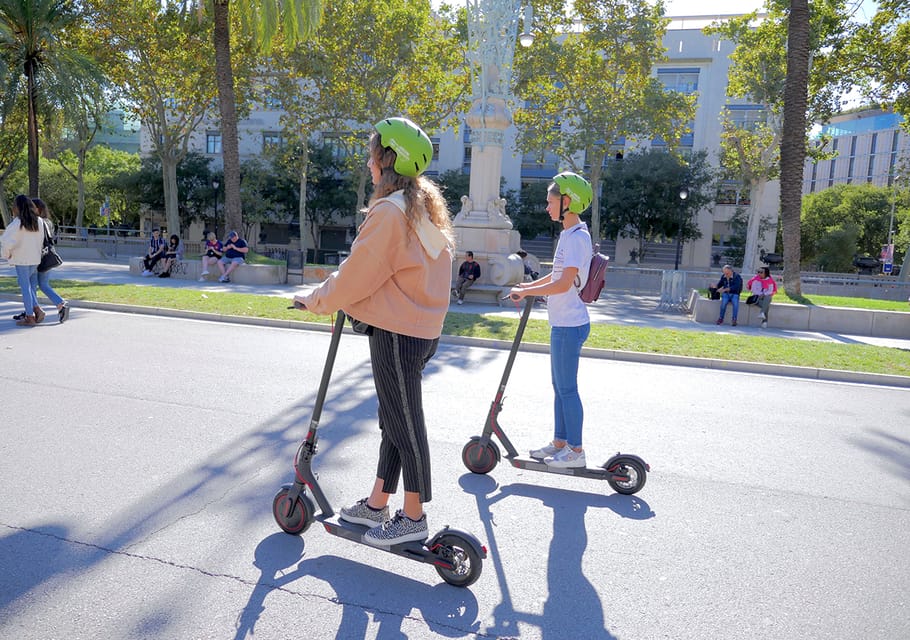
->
[[2, 277, 908, 377]]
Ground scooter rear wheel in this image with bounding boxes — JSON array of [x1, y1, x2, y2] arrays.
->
[[605, 457, 647, 495], [273, 485, 315, 534], [461, 437, 500, 474], [431, 533, 483, 587]]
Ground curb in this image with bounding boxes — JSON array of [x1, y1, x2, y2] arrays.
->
[[33, 296, 906, 390]]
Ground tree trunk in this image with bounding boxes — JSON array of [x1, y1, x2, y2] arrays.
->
[[162, 156, 180, 236], [588, 148, 605, 246], [26, 61, 40, 198], [213, 1, 243, 235], [354, 164, 369, 228], [742, 179, 767, 272], [76, 151, 87, 229], [0, 183, 10, 226], [297, 141, 309, 263], [779, 0, 811, 296]]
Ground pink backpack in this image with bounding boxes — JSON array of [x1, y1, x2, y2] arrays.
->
[[579, 251, 609, 303], [572, 226, 609, 303]]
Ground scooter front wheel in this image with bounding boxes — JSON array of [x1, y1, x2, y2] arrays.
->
[[461, 437, 500, 474], [273, 485, 315, 534], [605, 457, 647, 495], [431, 533, 483, 587]]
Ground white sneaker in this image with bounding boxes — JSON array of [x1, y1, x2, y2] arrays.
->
[[198, 277, 206, 282], [456, 299, 463, 305], [530, 443, 563, 459], [201, 270, 209, 276], [142, 270, 153, 277], [759, 311, 766, 321], [545, 447, 586, 468], [761, 321, 768, 329]]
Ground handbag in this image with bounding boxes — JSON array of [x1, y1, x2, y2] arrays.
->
[[745, 294, 759, 305], [38, 221, 63, 273]]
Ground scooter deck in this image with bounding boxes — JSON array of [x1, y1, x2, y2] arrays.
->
[[506, 455, 611, 478]]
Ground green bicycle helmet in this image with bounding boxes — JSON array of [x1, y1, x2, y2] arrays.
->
[[374, 117, 434, 178], [553, 171, 593, 214]]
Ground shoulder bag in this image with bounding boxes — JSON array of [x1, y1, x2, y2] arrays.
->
[[38, 221, 63, 273]]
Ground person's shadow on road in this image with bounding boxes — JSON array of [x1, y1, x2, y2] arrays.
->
[[460, 473, 655, 639], [234, 533, 482, 640]]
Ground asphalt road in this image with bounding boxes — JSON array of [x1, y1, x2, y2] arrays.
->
[[1, 302, 908, 639]]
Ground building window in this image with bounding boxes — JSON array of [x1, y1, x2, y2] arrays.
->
[[262, 132, 284, 151], [888, 130, 901, 184], [827, 138, 838, 188], [322, 132, 365, 161], [657, 68, 700, 94], [431, 137, 440, 161], [847, 135, 857, 184], [206, 133, 222, 154], [725, 104, 766, 131], [866, 132, 877, 183]]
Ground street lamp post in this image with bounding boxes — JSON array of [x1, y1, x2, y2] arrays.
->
[[212, 179, 220, 239], [885, 173, 900, 273], [675, 187, 688, 270]]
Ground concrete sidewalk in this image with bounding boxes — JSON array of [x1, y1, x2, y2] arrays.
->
[[2, 258, 909, 388]]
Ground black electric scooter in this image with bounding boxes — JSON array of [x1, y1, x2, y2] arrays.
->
[[272, 309, 486, 587], [461, 296, 649, 495]]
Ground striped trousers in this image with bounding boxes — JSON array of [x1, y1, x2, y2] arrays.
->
[[369, 328, 439, 503]]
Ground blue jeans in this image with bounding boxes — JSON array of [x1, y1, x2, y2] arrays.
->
[[719, 293, 739, 322], [550, 323, 590, 448], [30, 270, 64, 306], [15, 265, 39, 313]]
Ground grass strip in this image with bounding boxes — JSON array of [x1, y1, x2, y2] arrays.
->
[[2, 277, 907, 377]]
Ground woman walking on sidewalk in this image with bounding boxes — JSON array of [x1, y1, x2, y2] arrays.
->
[[30, 198, 69, 322], [1, 195, 45, 326]]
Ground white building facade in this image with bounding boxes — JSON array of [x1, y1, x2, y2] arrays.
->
[[803, 109, 907, 192]]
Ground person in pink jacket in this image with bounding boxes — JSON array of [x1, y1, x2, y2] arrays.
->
[[747, 266, 778, 328], [293, 117, 454, 547]]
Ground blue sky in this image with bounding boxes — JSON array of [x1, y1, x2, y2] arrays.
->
[[662, 0, 878, 20]]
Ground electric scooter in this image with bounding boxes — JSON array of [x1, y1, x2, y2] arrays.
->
[[461, 296, 649, 495], [272, 309, 486, 587]]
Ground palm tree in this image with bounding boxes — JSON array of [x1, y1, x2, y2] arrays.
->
[[779, 0, 811, 296], [202, 0, 322, 235], [0, 0, 98, 197]]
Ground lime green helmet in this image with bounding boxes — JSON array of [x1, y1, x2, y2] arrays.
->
[[553, 171, 593, 214], [374, 117, 433, 178]]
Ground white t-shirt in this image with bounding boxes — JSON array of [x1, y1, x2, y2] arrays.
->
[[547, 222, 591, 327]]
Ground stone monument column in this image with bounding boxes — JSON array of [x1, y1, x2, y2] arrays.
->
[[455, 0, 529, 287]]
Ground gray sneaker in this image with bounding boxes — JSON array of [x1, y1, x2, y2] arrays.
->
[[362, 510, 428, 546], [530, 443, 563, 459], [339, 498, 389, 527], [545, 446, 586, 468]]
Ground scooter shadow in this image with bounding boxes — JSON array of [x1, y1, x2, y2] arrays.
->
[[235, 533, 481, 640], [458, 473, 654, 639], [458, 473, 655, 521]]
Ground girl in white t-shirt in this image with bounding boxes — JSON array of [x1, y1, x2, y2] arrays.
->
[[508, 172, 593, 469]]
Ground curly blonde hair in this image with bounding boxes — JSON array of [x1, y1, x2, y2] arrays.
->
[[367, 133, 454, 249]]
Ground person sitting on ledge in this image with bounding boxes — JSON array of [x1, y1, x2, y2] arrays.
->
[[218, 230, 248, 283]]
